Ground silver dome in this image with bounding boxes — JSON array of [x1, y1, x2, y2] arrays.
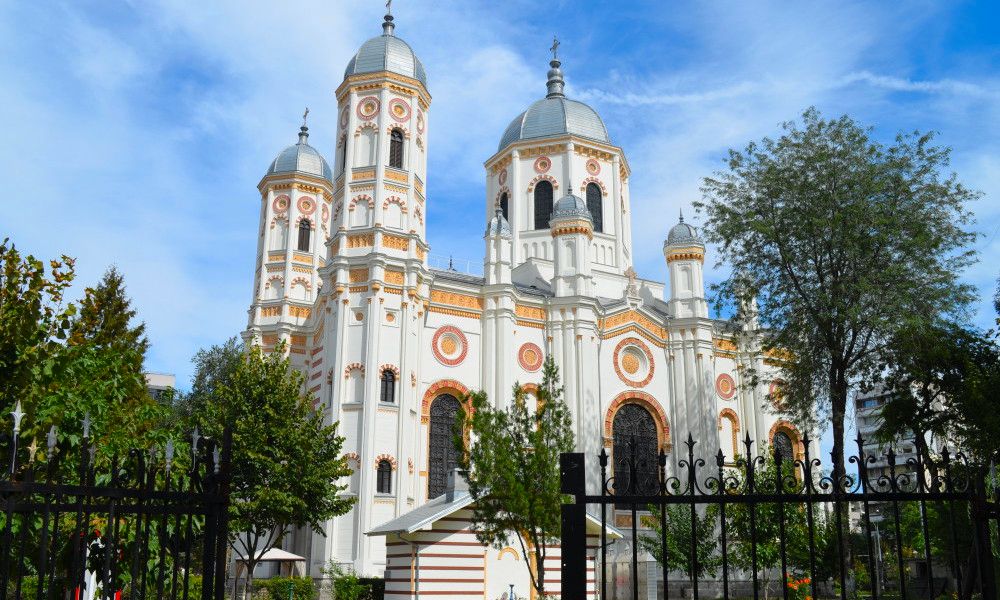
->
[[344, 15, 427, 88], [267, 126, 333, 181], [498, 58, 609, 152], [551, 193, 593, 222], [666, 212, 703, 245]]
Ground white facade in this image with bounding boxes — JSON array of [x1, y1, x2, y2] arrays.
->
[[242, 11, 811, 580]]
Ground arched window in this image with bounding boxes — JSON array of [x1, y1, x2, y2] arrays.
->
[[380, 370, 396, 404], [534, 180, 553, 230], [297, 220, 311, 252], [376, 459, 393, 494], [428, 394, 462, 498], [389, 129, 404, 169], [499, 192, 509, 222], [586, 182, 603, 233], [338, 139, 347, 175], [774, 430, 794, 464], [612, 404, 659, 503]]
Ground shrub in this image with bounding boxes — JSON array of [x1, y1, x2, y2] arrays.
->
[[259, 576, 316, 600], [357, 578, 384, 600]]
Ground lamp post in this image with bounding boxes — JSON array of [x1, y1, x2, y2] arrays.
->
[[509, 583, 515, 600]]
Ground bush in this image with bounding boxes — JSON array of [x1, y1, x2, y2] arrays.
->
[[322, 562, 370, 600], [259, 576, 316, 600], [357, 578, 384, 600]]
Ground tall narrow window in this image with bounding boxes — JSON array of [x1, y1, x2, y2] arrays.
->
[[774, 430, 794, 463], [499, 192, 509, 222], [586, 182, 603, 233], [376, 459, 393, 494], [612, 403, 658, 506], [428, 394, 461, 498], [534, 180, 553, 230], [380, 370, 396, 404], [297, 220, 311, 252], [389, 129, 404, 169], [338, 139, 347, 175]]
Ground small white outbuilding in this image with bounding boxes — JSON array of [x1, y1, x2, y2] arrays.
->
[[367, 472, 621, 600]]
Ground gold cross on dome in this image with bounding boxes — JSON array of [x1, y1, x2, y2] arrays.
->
[[550, 36, 560, 60]]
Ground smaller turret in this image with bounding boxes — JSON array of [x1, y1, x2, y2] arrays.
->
[[663, 209, 708, 319], [550, 189, 593, 297], [484, 206, 512, 286]]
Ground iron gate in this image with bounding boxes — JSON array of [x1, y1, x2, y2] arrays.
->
[[0, 415, 231, 600], [561, 433, 999, 600]]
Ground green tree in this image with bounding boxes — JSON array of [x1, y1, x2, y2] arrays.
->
[[695, 108, 979, 480], [641, 504, 720, 580], [174, 336, 244, 425], [455, 357, 575, 598], [725, 450, 830, 600], [877, 321, 1000, 469], [0, 238, 77, 431], [200, 342, 354, 599]]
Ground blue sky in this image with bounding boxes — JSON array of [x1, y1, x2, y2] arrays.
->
[[2, 1, 998, 453]]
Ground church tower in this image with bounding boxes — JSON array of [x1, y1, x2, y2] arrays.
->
[[245, 115, 334, 366], [312, 6, 433, 576], [484, 41, 634, 298]]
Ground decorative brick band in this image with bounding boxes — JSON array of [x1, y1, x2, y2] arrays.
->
[[768, 419, 804, 460], [344, 363, 365, 378], [375, 454, 398, 470], [604, 391, 670, 450], [421, 379, 471, 423], [613, 337, 655, 388]]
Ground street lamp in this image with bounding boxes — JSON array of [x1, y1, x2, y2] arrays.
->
[[509, 583, 515, 600]]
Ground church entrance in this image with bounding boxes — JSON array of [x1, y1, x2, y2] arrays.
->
[[428, 393, 461, 498]]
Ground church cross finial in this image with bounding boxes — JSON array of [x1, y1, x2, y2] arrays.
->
[[386, 0, 392, 16], [302, 107, 309, 128], [550, 36, 560, 61], [679, 207, 684, 223]]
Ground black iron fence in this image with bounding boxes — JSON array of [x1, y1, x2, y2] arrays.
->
[[561, 433, 1000, 600], [0, 412, 231, 600]]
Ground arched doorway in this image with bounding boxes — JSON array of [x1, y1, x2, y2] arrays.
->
[[612, 403, 659, 500], [428, 394, 462, 498], [774, 430, 794, 464]]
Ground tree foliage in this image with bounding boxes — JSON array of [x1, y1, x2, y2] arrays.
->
[[199, 342, 354, 598], [725, 451, 838, 600], [0, 242, 167, 458], [641, 504, 720, 579], [878, 322, 1000, 467], [695, 108, 979, 478], [456, 357, 575, 598]]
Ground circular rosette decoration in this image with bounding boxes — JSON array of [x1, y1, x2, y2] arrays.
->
[[297, 196, 316, 215], [586, 158, 601, 175], [389, 98, 411, 123], [498, 169, 507, 186], [768, 379, 787, 411], [416, 110, 425, 133], [518, 343, 543, 372], [613, 338, 654, 387], [357, 96, 380, 120], [432, 325, 468, 367], [716, 373, 736, 400], [339, 107, 349, 128], [272, 195, 290, 213], [533, 156, 551, 174]]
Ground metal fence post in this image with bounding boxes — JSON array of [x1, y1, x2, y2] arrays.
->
[[561, 452, 586, 600], [974, 472, 998, 600]]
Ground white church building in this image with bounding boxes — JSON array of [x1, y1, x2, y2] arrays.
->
[[241, 7, 810, 593]]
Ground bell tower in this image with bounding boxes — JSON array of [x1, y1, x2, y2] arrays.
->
[[245, 113, 334, 364]]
